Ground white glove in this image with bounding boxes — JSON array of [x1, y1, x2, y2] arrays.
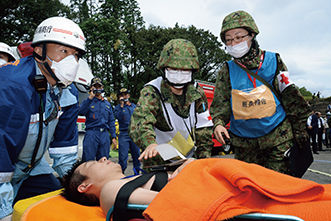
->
[[0, 214, 12, 221]]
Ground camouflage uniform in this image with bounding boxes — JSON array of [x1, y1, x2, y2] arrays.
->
[[129, 39, 214, 169], [210, 11, 311, 174]]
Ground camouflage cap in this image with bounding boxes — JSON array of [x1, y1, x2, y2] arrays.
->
[[156, 38, 199, 70], [220, 10, 259, 42]]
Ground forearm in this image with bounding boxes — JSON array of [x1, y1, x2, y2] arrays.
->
[[129, 87, 160, 150], [114, 106, 123, 120], [281, 85, 311, 131], [129, 124, 157, 150], [210, 66, 232, 129], [274, 55, 310, 132], [50, 103, 79, 177], [195, 127, 213, 158], [0, 182, 14, 219], [78, 98, 92, 115], [108, 116, 117, 138]]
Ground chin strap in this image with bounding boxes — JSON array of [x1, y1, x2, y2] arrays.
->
[[33, 43, 62, 86]]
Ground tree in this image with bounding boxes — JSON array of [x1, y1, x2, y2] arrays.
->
[[99, 0, 145, 100], [80, 14, 124, 100], [0, 0, 70, 45], [299, 86, 312, 97], [74, 0, 145, 102]]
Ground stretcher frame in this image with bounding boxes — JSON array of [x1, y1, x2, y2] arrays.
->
[[106, 204, 305, 221]]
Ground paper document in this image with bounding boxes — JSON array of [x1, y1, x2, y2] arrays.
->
[[155, 144, 187, 161]]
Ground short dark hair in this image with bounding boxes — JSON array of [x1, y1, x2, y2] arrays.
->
[[61, 160, 100, 206]]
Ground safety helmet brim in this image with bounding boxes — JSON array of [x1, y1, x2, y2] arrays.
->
[[0, 42, 17, 61]]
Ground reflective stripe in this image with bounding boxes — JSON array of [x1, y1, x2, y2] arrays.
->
[[30, 111, 64, 123], [0, 172, 13, 182], [49, 145, 77, 154]]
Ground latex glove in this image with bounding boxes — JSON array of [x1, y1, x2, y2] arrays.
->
[[293, 130, 309, 148], [0, 214, 12, 221]]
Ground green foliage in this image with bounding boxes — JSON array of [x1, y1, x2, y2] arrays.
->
[[3, 0, 231, 106], [299, 86, 312, 97], [80, 13, 124, 98], [124, 24, 231, 102], [0, 0, 70, 45]]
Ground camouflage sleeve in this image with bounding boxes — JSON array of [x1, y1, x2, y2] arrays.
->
[[273, 54, 311, 139], [194, 85, 214, 158], [128, 86, 161, 150], [210, 64, 232, 130]]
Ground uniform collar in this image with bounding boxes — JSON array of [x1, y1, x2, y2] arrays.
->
[[235, 46, 263, 70], [93, 96, 104, 101]]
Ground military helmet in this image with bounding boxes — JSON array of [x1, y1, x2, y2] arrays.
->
[[156, 39, 199, 70], [220, 10, 259, 43]]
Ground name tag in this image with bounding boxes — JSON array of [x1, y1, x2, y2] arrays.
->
[[232, 85, 276, 120]]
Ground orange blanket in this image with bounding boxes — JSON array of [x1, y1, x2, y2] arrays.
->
[[21, 194, 106, 221], [143, 158, 331, 221]]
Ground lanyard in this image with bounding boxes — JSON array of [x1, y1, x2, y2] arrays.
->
[[235, 53, 264, 88]]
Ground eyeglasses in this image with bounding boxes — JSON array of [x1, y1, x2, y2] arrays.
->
[[225, 34, 250, 45]]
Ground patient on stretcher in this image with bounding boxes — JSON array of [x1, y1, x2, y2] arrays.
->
[[61, 156, 195, 215], [62, 157, 331, 221]]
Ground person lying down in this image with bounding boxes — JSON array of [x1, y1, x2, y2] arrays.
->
[[61, 157, 194, 215], [61, 157, 331, 221]]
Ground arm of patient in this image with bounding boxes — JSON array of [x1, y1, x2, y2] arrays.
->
[[100, 178, 159, 215]]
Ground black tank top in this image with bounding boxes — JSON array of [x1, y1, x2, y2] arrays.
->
[[112, 171, 168, 221]]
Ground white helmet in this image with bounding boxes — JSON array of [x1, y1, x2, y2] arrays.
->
[[31, 17, 86, 54], [0, 42, 16, 61]]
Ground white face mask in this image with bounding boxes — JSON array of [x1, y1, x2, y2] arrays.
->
[[47, 55, 80, 87], [226, 40, 250, 58], [165, 69, 192, 86], [0, 59, 7, 66]]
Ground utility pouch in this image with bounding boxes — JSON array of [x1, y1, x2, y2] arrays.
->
[[33, 75, 47, 93]]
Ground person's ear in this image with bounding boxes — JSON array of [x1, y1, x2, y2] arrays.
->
[[34, 46, 43, 63], [77, 182, 92, 193]]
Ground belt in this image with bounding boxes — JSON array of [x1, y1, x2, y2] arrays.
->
[[87, 127, 108, 132]]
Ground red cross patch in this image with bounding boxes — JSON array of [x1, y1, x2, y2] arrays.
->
[[280, 73, 290, 85], [277, 71, 294, 93]]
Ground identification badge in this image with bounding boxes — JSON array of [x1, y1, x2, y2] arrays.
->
[[232, 85, 276, 120]]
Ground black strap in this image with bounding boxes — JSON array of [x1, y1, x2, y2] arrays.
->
[[233, 59, 283, 104], [23, 94, 43, 172], [151, 171, 168, 191], [112, 172, 167, 221]]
